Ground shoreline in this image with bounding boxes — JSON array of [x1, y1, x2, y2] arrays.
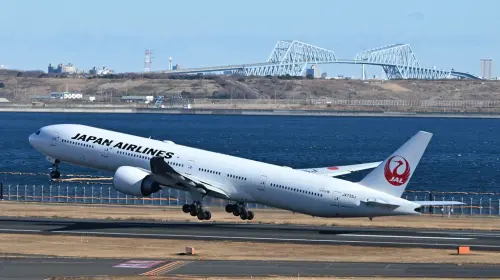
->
[[2, 106, 500, 118]]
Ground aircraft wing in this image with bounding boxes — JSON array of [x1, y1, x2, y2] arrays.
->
[[149, 156, 231, 200], [299, 161, 382, 177]]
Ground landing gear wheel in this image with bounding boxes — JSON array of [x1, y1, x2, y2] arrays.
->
[[232, 209, 240, 216], [225, 204, 234, 213], [203, 210, 212, 220], [197, 211, 206, 220], [240, 209, 249, 220], [50, 170, 61, 179], [182, 204, 191, 213], [247, 211, 254, 220], [189, 208, 197, 216]]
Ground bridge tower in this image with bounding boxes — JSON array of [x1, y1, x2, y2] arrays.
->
[[355, 44, 451, 80]]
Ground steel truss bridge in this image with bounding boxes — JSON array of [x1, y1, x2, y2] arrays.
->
[[158, 40, 480, 80]]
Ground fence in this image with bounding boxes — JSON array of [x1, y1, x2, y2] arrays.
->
[[1, 183, 499, 217], [193, 98, 500, 109]]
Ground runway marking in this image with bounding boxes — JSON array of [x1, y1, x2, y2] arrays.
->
[[140, 261, 190, 276], [420, 231, 500, 237], [2, 228, 500, 249], [113, 260, 165, 268], [337, 234, 474, 240]]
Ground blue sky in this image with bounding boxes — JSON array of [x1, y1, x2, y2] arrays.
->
[[1, 0, 498, 78]]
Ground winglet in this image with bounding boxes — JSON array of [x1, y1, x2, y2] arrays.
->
[[358, 131, 433, 197]]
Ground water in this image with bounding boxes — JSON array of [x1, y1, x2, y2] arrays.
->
[[1, 112, 500, 195]]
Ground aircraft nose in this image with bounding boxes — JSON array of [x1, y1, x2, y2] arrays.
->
[[29, 129, 41, 147], [28, 133, 35, 146]]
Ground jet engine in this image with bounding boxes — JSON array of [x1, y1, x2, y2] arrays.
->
[[113, 166, 161, 197]]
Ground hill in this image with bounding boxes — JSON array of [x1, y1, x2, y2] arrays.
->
[[0, 70, 499, 102]]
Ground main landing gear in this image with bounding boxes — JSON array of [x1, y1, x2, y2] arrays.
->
[[49, 159, 61, 179], [182, 202, 212, 221], [225, 203, 254, 220]]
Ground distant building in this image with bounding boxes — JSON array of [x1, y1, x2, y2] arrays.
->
[[50, 91, 83, 100], [50, 92, 64, 99], [48, 64, 62, 74], [120, 95, 154, 103], [89, 66, 113, 75], [63, 92, 83, 99], [481, 59, 493, 80], [306, 65, 321, 78], [61, 63, 77, 74], [48, 63, 78, 74]]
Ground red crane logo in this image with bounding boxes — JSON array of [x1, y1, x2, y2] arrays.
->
[[384, 156, 411, 186]]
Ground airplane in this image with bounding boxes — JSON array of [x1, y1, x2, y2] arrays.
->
[[28, 124, 463, 221]]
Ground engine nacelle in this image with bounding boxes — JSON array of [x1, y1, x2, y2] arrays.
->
[[113, 166, 161, 197]]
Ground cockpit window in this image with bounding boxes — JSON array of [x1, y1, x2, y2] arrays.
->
[[35, 130, 40, 135]]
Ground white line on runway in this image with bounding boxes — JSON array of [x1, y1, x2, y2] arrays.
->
[[0, 229, 41, 233], [337, 234, 473, 240], [420, 231, 500, 238], [1, 228, 499, 248]]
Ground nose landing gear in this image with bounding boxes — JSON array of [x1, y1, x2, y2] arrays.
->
[[49, 159, 61, 179]]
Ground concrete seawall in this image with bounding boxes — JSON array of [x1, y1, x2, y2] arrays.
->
[[2, 106, 500, 118]]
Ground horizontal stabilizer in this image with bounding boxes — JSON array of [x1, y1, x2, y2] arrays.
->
[[363, 198, 400, 208], [413, 201, 465, 206], [300, 161, 382, 177]]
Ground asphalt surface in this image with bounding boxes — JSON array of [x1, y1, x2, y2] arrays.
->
[[2, 257, 500, 279], [1, 216, 500, 251], [0, 257, 156, 280]]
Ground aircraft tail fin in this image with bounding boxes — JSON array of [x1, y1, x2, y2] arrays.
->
[[358, 131, 433, 198]]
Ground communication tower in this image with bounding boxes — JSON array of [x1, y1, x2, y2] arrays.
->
[[144, 49, 152, 72]]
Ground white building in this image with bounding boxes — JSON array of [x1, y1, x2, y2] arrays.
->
[[61, 63, 77, 74], [50, 91, 83, 100], [63, 92, 83, 99]]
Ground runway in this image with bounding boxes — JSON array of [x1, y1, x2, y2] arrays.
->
[[3, 256, 500, 279], [1, 216, 500, 251]]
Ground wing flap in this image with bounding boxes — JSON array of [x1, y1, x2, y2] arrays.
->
[[300, 161, 382, 177]]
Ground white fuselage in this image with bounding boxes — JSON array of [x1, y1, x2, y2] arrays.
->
[[28, 124, 419, 218]]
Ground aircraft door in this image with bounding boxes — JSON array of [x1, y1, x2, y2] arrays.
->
[[50, 132, 59, 147], [186, 160, 195, 175], [257, 175, 267, 191], [101, 147, 109, 158], [331, 191, 341, 207]]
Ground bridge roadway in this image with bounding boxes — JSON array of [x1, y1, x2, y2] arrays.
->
[[2, 217, 500, 251], [155, 60, 480, 79]]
